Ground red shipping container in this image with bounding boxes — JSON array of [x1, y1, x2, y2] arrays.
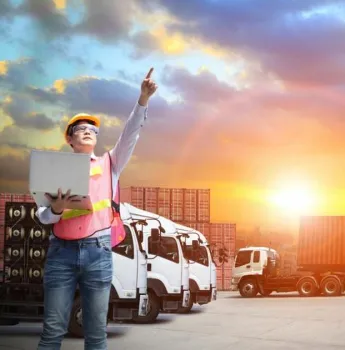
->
[[298, 216, 345, 266], [196, 223, 211, 242], [210, 223, 223, 245], [183, 189, 197, 222], [171, 188, 184, 222], [143, 187, 158, 214], [197, 189, 210, 222], [120, 187, 144, 209], [158, 188, 171, 218]]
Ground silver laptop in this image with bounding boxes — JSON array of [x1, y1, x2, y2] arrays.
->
[[29, 149, 93, 210]]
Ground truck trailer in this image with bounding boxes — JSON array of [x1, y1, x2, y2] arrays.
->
[[231, 216, 345, 297]]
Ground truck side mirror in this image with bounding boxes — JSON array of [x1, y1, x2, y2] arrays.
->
[[191, 240, 200, 260], [151, 228, 160, 242], [150, 228, 160, 254], [192, 239, 199, 250]]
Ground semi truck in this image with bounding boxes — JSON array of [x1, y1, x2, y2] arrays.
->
[[174, 223, 217, 313], [121, 203, 192, 323], [231, 216, 345, 298], [0, 199, 149, 337]]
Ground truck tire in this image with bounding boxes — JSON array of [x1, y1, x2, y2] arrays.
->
[[320, 276, 342, 296], [239, 278, 258, 298], [297, 277, 318, 297], [132, 291, 160, 324], [68, 296, 109, 337]]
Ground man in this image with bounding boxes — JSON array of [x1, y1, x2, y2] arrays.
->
[[35, 68, 157, 350]]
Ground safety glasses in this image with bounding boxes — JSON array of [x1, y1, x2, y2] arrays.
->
[[72, 124, 99, 136]]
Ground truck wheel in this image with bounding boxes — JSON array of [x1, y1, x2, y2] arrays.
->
[[239, 278, 258, 298], [320, 276, 342, 296], [68, 296, 84, 338], [297, 278, 318, 297], [132, 291, 160, 324], [68, 296, 109, 337]]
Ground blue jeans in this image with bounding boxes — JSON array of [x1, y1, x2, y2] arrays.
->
[[37, 235, 113, 350]]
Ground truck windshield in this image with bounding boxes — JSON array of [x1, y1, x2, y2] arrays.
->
[[194, 246, 209, 266], [148, 236, 180, 264], [235, 250, 253, 267]]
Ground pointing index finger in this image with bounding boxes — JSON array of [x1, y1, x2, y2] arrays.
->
[[145, 67, 154, 79]]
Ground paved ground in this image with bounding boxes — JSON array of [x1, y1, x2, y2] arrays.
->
[[1, 292, 345, 349]]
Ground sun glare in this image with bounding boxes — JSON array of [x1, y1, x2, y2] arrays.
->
[[268, 184, 316, 215]]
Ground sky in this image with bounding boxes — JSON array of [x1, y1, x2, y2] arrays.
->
[[1, 0, 345, 233]]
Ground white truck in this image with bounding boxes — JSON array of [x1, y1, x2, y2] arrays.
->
[[0, 201, 149, 337], [121, 203, 192, 323], [174, 223, 217, 312]]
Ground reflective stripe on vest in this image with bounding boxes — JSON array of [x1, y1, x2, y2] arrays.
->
[[90, 165, 102, 176], [61, 198, 112, 220]]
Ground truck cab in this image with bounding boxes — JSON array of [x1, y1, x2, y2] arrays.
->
[[174, 223, 217, 312], [0, 200, 149, 337], [231, 247, 280, 297], [121, 203, 191, 323]]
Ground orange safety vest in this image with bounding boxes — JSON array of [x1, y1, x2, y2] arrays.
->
[[52, 152, 126, 247]]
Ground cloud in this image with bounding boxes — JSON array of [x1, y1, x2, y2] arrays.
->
[[0, 0, 13, 17], [19, 0, 70, 37], [154, 0, 345, 86], [75, 0, 132, 41], [0, 57, 45, 91], [1, 93, 58, 130], [28, 75, 169, 119]]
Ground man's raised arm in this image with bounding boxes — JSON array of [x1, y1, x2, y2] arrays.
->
[[109, 68, 157, 177]]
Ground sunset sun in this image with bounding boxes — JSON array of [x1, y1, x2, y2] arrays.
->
[[269, 184, 317, 215]]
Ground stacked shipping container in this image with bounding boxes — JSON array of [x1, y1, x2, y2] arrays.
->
[[121, 187, 211, 223], [121, 186, 236, 291], [181, 222, 236, 290]]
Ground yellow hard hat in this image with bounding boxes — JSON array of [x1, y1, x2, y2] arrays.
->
[[64, 113, 101, 142]]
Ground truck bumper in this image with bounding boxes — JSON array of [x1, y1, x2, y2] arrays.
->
[[182, 290, 191, 307], [231, 283, 239, 291], [138, 294, 149, 316]]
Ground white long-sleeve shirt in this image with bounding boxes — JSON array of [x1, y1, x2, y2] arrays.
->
[[36, 101, 148, 239]]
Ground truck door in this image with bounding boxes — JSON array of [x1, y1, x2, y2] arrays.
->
[[112, 225, 138, 299], [251, 250, 263, 274], [190, 246, 210, 291], [147, 236, 182, 294], [234, 250, 253, 277]]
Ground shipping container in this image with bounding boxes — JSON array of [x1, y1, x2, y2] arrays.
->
[[120, 187, 144, 209], [120, 186, 211, 224], [183, 189, 197, 222], [170, 188, 184, 222], [196, 223, 211, 241], [157, 188, 171, 218], [297, 216, 345, 266], [216, 262, 233, 291], [196, 189, 210, 222], [143, 187, 158, 213]]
